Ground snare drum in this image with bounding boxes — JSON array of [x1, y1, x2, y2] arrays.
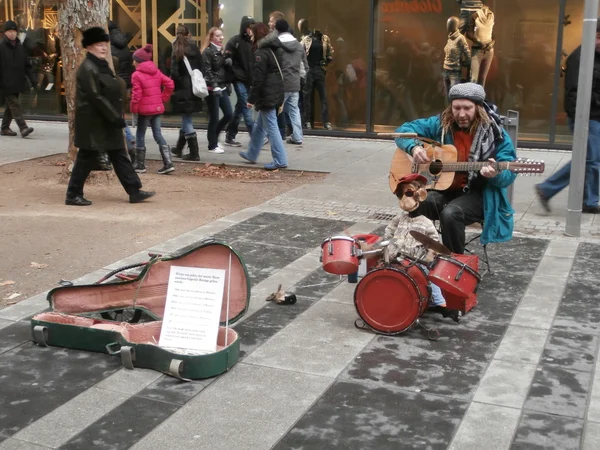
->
[[320, 236, 360, 275], [428, 254, 481, 299], [354, 259, 430, 335]]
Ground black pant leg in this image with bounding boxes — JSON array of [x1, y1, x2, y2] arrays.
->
[[302, 71, 315, 125], [439, 190, 484, 254], [206, 93, 220, 149], [313, 69, 329, 124], [108, 149, 142, 196], [1, 94, 14, 130], [66, 150, 97, 199]]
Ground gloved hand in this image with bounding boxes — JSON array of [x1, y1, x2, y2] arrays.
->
[[114, 117, 127, 129], [224, 58, 233, 67]]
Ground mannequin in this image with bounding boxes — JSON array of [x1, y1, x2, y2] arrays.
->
[[299, 19, 334, 130], [466, 5, 495, 86], [456, 0, 484, 34], [443, 16, 470, 96]]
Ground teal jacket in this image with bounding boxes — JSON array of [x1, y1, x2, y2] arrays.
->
[[394, 115, 517, 246]]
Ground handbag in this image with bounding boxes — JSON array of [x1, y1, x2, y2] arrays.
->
[[269, 49, 285, 115], [183, 56, 208, 99]]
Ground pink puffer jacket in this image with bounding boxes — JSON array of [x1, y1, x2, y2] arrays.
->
[[130, 61, 174, 116]]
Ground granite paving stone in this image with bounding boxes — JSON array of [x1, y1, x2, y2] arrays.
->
[[493, 325, 549, 365], [553, 283, 600, 335], [588, 361, 600, 423], [583, 421, 600, 450], [135, 375, 214, 407], [569, 242, 600, 281], [290, 267, 345, 300], [473, 359, 538, 408], [541, 330, 597, 372], [0, 439, 51, 450], [448, 402, 521, 450], [274, 379, 468, 450], [60, 396, 180, 450], [129, 363, 332, 450], [511, 411, 583, 450], [524, 365, 591, 419], [0, 320, 13, 331], [0, 322, 31, 356]]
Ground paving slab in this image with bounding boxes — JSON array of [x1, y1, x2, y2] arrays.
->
[[493, 325, 549, 365], [474, 359, 538, 408]]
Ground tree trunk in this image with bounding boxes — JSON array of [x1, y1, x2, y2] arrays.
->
[[57, 0, 113, 176]]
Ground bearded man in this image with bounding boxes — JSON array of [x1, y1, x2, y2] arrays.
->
[[394, 82, 517, 254]]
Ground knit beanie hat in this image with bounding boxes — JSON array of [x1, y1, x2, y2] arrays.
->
[[133, 44, 153, 63], [3, 20, 18, 32], [82, 27, 110, 48], [448, 82, 486, 105]]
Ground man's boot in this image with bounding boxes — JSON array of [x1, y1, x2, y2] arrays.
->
[[171, 129, 186, 158], [157, 145, 175, 174], [182, 133, 200, 161], [134, 148, 146, 173], [129, 190, 156, 203]]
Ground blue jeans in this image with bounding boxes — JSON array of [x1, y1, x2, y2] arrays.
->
[[206, 91, 233, 150], [181, 113, 195, 136], [284, 92, 303, 142], [124, 124, 135, 150], [227, 82, 254, 138], [246, 109, 288, 166], [538, 119, 600, 208], [136, 114, 167, 148], [420, 264, 445, 307]]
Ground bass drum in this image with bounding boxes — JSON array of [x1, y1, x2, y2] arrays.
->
[[354, 261, 430, 335]]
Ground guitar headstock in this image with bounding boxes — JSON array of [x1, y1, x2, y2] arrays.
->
[[510, 158, 545, 175]]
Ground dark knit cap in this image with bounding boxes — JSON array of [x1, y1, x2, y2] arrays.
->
[[448, 82, 486, 105], [3, 20, 18, 32], [275, 19, 290, 34], [133, 44, 153, 62], [82, 27, 110, 48]]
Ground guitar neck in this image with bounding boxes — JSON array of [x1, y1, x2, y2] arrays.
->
[[435, 161, 511, 172]]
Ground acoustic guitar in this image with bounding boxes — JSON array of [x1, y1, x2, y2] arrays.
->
[[384, 134, 546, 192]]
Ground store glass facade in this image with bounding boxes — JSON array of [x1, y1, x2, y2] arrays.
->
[[0, 0, 596, 146]]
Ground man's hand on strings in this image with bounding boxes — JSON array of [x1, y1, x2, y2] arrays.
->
[[480, 158, 498, 178], [411, 146, 430, 164]]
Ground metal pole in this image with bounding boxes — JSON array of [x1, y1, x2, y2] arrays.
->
[[365, 0, 376, 134], [549, 0, 567, 144], [565, 0, 599, 237]]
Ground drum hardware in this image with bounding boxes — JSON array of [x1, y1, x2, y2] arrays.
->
[[414, 319, 440, 341]]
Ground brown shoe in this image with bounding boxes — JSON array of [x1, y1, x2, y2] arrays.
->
[[1, 128, 17, 136]]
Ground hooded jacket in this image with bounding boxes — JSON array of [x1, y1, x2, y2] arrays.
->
[[108, 22, 134, 88], [564, 46, 600, 122], [248, 39, 285, 111], [443, 30, 471, 72], [263, 33, 308, 93], [224, 16, 255, 85], [130, 60, 174, 116], [0, 35, 36, 94]]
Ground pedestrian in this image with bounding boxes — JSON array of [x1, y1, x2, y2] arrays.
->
[[170, 25, 203, 161], [223, 15, 256, 147], [112, 55, 135, 162], [238, 22, 288, 170], [0, 20, 35, 138], [130, 44, 175, 175], [274, 19, 307, 145], [394, 83, 517, 254], [535, 23, 600, 214], [267, 11, 292, 140], [201, 27, 233, 154], [65, 27, 154, 206]]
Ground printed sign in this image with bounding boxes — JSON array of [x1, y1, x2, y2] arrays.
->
[[159, 266, 225, 353]]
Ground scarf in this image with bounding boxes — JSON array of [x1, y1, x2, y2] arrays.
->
[[466, 101, 503, 187]]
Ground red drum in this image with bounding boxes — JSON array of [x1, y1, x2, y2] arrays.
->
[[428, 254, 481, 299], [354, 259, 430, 335], [320, 236, 360, 275]]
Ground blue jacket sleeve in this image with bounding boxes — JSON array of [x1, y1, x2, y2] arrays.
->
[[488, 129, 518, 189], [394, 116, 442, 154]]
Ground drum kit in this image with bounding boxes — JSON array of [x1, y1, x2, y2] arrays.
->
[[320, 231, 481, 340]]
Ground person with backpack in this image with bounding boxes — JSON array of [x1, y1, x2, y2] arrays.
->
[[170, 25, 204, 161], [466, 5, 495, 87], [202, 27, 233, 154], [238, 22, 287, 170], [130, 44, 175, 174]]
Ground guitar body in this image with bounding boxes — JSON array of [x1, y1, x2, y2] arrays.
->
[[389, 143, 458, 193]]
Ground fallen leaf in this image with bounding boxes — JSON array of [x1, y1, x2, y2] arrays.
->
[[30, 262, 48, 269], [4, 293, 22, 300], [0, 280, 15, 286]]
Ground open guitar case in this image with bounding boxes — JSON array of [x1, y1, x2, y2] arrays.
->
[[30, 238, 250, 381]]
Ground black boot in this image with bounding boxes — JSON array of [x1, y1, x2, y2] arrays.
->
[[158, 145, 175, 174], [129, 190, 156, 203], [134, 148, 146, 173], [171, 129, 186, 158], [429, 306, 462, 323], [182, 133, 200, 161]]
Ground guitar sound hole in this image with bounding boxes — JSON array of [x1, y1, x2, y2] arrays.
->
[[429, 160, 443, 175]]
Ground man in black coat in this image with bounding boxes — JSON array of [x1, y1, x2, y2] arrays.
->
[[108, 21, 133, 88], [0, 20, 35, 137]]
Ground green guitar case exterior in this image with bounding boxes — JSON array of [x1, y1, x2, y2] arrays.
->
[[30, 238, 250, 380]]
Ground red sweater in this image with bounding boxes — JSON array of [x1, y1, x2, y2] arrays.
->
[[130, 61, 174, 116]]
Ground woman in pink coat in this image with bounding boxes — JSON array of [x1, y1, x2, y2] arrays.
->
[[130, 44, 175, 174]]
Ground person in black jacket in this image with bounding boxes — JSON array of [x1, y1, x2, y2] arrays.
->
[[170, 25, 204, 161], [224, 15, 255, 147], [108, 21, 133, 88], [201, 27, 233, 154], [535, 22, 600, 214], [238, 22, 287, 170], [0, 20, 35, 137], [65, 27, 154, 206]]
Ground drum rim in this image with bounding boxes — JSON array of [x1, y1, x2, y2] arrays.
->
[[354, 266, 423, 335], [322, 236, 357, 245]]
